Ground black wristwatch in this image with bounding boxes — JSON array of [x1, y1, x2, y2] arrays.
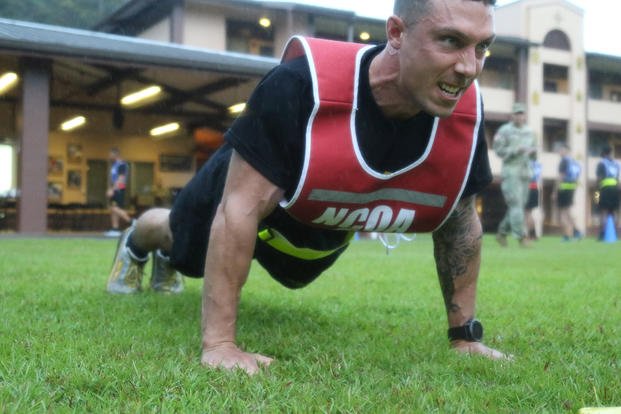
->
[[447, 319, 483, 342]]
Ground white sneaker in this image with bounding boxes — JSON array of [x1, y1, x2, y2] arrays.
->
[[106, 225, 146, 294], [104, 229, 122, 238], [150, 250, 184, 293]]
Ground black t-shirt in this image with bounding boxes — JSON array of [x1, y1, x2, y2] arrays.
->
[[226, 44, 492, 201]]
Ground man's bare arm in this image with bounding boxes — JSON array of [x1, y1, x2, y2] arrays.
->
[[432, 196, 510, 359], [201, 150, 284, 374]]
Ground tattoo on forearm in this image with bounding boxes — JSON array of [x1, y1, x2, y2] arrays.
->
[[433, 198, 482, 313]]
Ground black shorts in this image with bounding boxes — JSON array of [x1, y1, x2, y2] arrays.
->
[[111, 189, 126, 208], [525, 188, 539, 210], [168, 144, 350, 289], [557, 189, 575, 208], [599, 186, 620, 212]]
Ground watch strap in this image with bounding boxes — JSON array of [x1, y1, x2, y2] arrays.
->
[[448, 325, 470, 341], [447, 319, 483, 342]]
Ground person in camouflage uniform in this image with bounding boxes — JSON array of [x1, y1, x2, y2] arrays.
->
[[493, 103, 537, 246]]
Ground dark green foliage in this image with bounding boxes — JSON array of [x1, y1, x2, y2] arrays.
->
[[0, 0, 127, 29]]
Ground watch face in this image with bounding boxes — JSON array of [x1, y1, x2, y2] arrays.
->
[[470, 320, 483, 340]]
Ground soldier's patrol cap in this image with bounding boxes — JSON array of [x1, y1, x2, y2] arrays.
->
[[512, 102, 526, 113]]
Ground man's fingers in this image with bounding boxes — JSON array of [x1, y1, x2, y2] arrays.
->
[[203, 357, 258, 375], [451, 341, 513, 361], [201, 350, 273, 375], [253, 354, 274, 366]]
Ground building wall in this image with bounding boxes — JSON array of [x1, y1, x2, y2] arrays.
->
[[493, 2, 525, 38], [492, 0, 592, 232], [183, 3, 226, 50], [273, 12, 313, 56], [588, 99, 621, 125], [125, 0, 621, 234], [6, 0, 619, 234], [140, 18, 171, 42], [183, 4, 320, 57], [480, 86, 515, 114], [0, 101, 15, 141], [47, 130, 195, 205]]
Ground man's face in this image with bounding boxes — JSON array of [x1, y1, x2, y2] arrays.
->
[[397, 0, 495, 117], [511, 112, 526, 126]]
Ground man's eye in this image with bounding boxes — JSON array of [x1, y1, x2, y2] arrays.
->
[[475, 42, 491, 58], [477, 42, 490, 52], [440, 36, 460, 48]]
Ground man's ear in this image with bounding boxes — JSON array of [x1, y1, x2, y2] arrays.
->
[[386, 15, 406, 50]]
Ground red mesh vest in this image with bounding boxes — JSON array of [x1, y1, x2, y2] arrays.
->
[[280, 36, 481, 233]]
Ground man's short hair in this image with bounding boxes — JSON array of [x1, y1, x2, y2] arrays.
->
[[394, 0, 497, 24], [601, 146, 612, 157]]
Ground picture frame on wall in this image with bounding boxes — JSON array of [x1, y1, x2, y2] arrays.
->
[[67, 170, 82, 189], [47, 181, 63, 201], [48, 155, 63, 176], [159, 154, 193, 172], [67, 143, 83, 164]]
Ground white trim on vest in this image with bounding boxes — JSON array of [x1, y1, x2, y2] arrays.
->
[[278, 36, 482, 234], [280, 36, 372, 209], [280, 36, 316, 210], [431, 80, 483, 232]]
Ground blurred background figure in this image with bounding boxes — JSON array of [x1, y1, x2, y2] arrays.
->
[[525, 152, 542, 241], [493, 102, 536, 247], [596, 146, 620, 241], [556, 144, 582, 242], [105, 147, 132, 237]]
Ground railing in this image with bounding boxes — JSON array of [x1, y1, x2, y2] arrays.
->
[[0, 201, 137, 232]]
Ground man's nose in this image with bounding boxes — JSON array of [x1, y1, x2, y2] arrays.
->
[[455, 47, 480, 79]]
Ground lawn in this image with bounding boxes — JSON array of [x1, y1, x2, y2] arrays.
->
[[0, 234, 619, 413]]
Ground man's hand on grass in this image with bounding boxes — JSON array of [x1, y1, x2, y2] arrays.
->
[[201, 341, 273, 375], [450, 340, 514, 361]]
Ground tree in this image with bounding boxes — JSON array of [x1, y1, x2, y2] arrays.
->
[[0, 0, 127, 29]]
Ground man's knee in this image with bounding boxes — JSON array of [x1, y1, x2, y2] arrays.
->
[[134, 208, 173, 251]]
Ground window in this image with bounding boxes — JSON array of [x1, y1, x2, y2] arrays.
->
[[588, 130, 621, 157], [226, 20, 274, 57], [0, 144, 13, 195], [544, 80, 558, 92], [478, 57, 517, 90], [543, 30, 571, 51], [484, 119, 505, 149], [543, 64, 569, 93], [588, 76, 603, 99], [588, 71, 621, 101], [313, 15, 349, 41], [543, 118, 568, 152]]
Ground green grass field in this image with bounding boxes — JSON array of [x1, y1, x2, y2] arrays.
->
[[1, 234, 620, 413]]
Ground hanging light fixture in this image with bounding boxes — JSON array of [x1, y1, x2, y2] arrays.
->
[[150, 122, 180, 137], [121, 85, 162, 106], [0, 72, 19, 94], [258, 17, 271, 28], [60, 116, 86, 131], [228, 102, 246, 115]]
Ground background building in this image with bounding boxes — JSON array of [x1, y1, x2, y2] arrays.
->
[[1, 0, 619, 235]]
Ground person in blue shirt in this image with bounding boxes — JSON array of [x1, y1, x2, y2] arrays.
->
[[556, 144, 582, 241], [106, 147, 132, 237], [596, 145, 620, 240]]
